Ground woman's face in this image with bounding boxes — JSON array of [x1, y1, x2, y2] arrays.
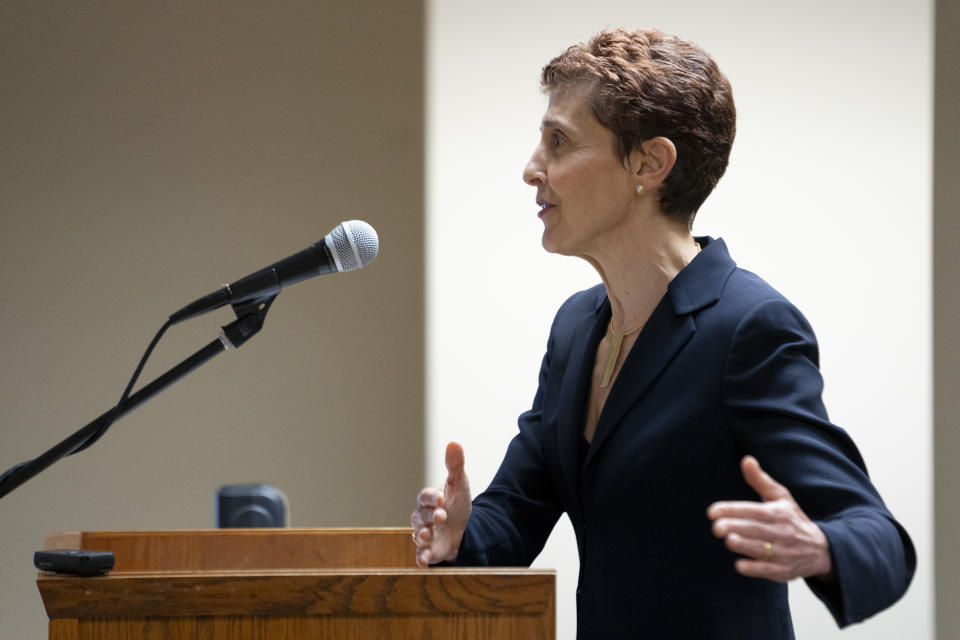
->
[[523, 83, 638, 258]]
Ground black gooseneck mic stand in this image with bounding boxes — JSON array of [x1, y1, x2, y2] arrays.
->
[[0, 294, 277, 501]]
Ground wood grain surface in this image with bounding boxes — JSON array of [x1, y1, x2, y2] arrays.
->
[[37, 530, 556, 639], [38, 568, 554, 618], [43, 528, 417, 570], [65, 613, 553, 639]]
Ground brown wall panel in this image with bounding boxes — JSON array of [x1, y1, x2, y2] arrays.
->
[[0, 2, 424, 638], [935, 0, 960, 636]]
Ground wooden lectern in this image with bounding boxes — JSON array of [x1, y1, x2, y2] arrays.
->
[[37, 529, 555, 639]]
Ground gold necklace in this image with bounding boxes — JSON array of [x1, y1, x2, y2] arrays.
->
[[599, 323, 643, 388], [599, 241, 701, 389]]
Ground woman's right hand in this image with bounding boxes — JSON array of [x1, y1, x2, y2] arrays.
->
[[411, 441, 472, 567]]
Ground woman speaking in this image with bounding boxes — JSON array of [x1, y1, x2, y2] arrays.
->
[[411, 28, 914, 638]]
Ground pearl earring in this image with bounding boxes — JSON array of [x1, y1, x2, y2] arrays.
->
[[636, 185, 645, 194]]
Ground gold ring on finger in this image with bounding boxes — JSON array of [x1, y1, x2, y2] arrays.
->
[[761, 541, 773, 561]]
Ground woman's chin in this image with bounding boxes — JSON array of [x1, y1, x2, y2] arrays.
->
[[541, 232, 577, 256], [541, 233, 562, 255]]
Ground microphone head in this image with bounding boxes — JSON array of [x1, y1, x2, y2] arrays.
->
[[327, 220, 379, 272]]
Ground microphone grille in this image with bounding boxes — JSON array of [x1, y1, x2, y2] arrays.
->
[[329, 220, 379, 271]]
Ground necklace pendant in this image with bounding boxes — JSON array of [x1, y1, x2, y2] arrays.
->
[[600, 332, 624, 388]]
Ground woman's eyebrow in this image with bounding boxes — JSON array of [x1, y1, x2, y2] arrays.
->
[[540, 118, 570, 132]]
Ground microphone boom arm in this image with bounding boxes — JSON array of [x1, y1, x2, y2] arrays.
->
[[0, 297, 276, 501]]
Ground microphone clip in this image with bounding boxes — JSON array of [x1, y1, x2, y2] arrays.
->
[[218, 293, 277, 350]]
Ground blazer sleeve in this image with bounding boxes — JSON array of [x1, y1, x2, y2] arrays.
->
[[453, 329, 565, 567], [722, 297, 915, 626]]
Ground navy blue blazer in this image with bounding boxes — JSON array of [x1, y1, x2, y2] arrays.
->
[[454, 238, 914, 639]]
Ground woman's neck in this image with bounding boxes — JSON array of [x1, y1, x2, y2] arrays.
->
[[585, 215, 700, 333]]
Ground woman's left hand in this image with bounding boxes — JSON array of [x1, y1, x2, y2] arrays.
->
[[707, 455, 834, 583]]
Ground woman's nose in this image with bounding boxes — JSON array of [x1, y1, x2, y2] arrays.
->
[[523, 149, 545, 186]]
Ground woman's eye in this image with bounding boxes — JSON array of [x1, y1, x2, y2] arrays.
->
[[552, 134, 562, 147]]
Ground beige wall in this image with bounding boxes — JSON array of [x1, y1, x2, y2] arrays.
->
[[935, 0, 959, 636], [0, 2, 423, 638]]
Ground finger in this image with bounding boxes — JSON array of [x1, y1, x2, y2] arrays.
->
[[741, 456, 791, 502], [418, 488, 444, 508], [413, 525, 433, 547], [734, 558, 791, 583], [722, 532, 777, 561], [445, 441, 466, 485], [410, 509, 426, 529], [412, 505, 447, 530], [711, 517, 781, 540], [411, 506, 435, 527], [419, 547, 434, 565], [707, 500, 784, 523]]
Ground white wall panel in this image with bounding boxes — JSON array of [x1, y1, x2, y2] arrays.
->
[[427, 1, 932, 638]]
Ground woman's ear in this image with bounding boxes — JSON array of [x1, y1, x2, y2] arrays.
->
[[629, 136, 677, 189]]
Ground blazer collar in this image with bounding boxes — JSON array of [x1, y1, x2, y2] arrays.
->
[[667, 236, 736, 315], [580, 236, 735, 316]]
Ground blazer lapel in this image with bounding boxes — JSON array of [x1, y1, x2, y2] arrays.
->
[[584, 237, 736, 470], [585, 298, 695, 469], [556, 293, 608, 517]]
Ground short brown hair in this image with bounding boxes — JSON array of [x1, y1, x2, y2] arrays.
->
[[541, 28, 736, 226]]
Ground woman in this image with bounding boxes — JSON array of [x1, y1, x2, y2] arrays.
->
[[411, 28, 914, 638]]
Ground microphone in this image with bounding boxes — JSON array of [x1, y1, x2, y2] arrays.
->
[[170, 220, 379, 324]]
